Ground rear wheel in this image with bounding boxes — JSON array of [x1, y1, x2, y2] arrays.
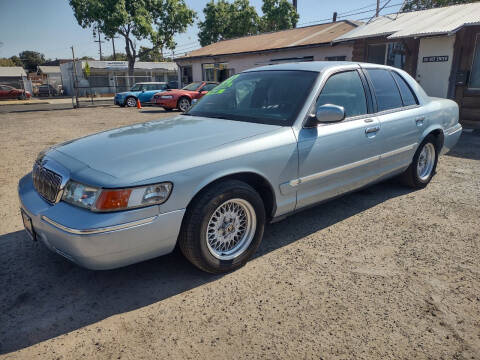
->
[[125, 96, 137, 107], [179, 180, 265, 273], [178, 97, 191, 112], [400, 135, 438, 188]]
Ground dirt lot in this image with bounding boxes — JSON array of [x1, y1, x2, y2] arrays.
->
[[0, 106, 479, 359]]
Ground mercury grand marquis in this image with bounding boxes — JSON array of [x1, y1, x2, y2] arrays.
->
[[18, 62, 462, 273]]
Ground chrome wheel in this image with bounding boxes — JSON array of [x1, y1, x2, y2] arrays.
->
[[178, 98, 190, 112], [417, 143, 435, 181], [206, 198, 257, 260], [126, 97, 137, 107]]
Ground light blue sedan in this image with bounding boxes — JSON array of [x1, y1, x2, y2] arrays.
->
[[114, 82, 169, 107], [19, 62, 462, 273]]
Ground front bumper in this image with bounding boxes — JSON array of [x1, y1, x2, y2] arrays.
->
[[153, 98, 177, 108], [18, 174, 185, 270]]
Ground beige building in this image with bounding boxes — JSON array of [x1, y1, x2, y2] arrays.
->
[[175, 20, 359, 86]]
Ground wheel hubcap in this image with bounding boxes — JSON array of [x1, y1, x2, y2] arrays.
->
[[417, 143, 435, 181], [206, 198, 256, 260], [179, 99, 190, 111], [127, 98, 136, 107]]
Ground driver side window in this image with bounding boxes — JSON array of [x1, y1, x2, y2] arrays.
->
[[316, 71, 367, 118]]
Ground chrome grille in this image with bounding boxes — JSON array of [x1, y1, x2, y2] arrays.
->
[[32, 162, 62, 203]]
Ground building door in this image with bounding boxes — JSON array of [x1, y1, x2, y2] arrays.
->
[[416, 36, 455, 98]]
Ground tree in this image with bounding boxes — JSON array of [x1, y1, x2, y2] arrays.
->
[[80, 56, 95, 60], [18, 50, 46, 72], [138, 46, 164, 61], [198, 0, 260, 47], [0, 58, 17, 67], [103, 53, 128, 61], [401, 0, 479, 11], [69, 0, 195, 75], [9, 56, 23, 66], [261, 0, 298, 32]]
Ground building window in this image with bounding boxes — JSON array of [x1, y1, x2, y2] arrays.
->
[[367, 42, 406, 70], [469, 34, 480, 89], [325, 56, 347, 61], [202, 63, 233, 82]]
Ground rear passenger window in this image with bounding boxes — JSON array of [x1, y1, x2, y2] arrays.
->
[[317, 71, 367, 118], [366, 69, 403, 112], [392, 72, 418, 106]]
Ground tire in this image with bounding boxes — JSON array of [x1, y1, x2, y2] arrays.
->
[[125, 96, 137, 107], [400, 135, 438, 189], [179, 180, 266, 274], [178, 97, 191, 112]]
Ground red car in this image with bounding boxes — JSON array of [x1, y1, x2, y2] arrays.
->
[[153, 81, 218, 112], [0, 84, 31, 100]]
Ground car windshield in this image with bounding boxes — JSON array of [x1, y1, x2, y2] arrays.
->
[[182, 82, 202, 91], [186, 70, 318, 126], [130, 84, 142, 91]]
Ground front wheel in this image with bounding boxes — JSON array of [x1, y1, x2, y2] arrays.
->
[[179, 180, 266, 273], [400, 135, 438, 188], [125, 96, 137, 107], [178, 97, 191, 112]]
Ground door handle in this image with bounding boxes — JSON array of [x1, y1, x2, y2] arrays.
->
[[416, 116, 425, 126], [365, 126, 380, 134]]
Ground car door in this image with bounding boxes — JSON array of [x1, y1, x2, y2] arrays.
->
[[363, 68, 420, 175], [296, 70, 383, 209]]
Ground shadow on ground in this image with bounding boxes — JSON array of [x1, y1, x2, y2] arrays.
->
[[446, 130, 480, 160], [0, 178, 412, 354]]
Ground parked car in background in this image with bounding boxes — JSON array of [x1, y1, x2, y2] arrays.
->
[[114, 82, 169, 107], [167, 80, 179, 89], [153, 81, 218, 112], [0, 84, 31, 100], [38, 84, 58, 97], [18, 62, 461, 274]]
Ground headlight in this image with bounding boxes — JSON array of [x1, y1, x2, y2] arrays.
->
[[161, 95, 173, 99], [62, 181, 173, 212]]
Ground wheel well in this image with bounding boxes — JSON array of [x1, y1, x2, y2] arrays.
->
[[427, 129, 444, 151], [187, 172, 276, 219]]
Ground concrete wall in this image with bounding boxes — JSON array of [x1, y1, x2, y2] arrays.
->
[[176, 44, 353, 83]]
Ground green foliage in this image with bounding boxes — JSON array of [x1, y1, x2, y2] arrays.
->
[[138, 46, 164, 61], [261, 0, 299, 32], [80, 56, 95, 60], [84, 61, 91, 76], [0, 58, 18, 67], [9, 56, 23, 66], [401, 0, 479, 11], [198, 0, 260, 46], [69, 0, 195, 74], [103, 53, 128, 61], [197, 0, 298, 47], [18, 50, 46, 72]]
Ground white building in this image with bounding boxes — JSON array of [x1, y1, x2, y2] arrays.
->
[[60, 60, 178, 96], [175, 20, 359, 86]]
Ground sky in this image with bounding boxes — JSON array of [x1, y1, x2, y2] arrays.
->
[[0, 0, 402, 60]]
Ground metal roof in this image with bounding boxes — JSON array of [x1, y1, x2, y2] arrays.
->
[[82, 60, 177, 71], [178, 21, 358, 60], [335, 2, 480, 41], [38, 66, 61, 74], [0, 67, 27, 77]]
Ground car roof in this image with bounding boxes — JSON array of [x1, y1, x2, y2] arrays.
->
[[244, 61, 409, 73], [136, 82, 167, 84]]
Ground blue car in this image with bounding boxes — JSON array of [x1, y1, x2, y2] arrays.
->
[[114, 82, 169, 107]]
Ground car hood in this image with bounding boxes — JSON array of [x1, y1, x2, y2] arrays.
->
[[47, 115, 281, 186], [115, 91, 137, 97]]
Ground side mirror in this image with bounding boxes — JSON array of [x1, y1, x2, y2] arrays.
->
[[316, 104, 345, 123]]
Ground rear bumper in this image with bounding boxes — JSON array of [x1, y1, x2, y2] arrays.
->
[[442, 123, 462, 155], [18, 174, 185, 270]]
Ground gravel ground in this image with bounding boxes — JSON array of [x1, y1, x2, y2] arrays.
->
[[0, 107, 479, 359]]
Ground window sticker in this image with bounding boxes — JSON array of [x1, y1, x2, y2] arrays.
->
[[205, 74, 240, 95]]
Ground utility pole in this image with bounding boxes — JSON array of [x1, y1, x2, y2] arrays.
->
[[376, 0, 380, 17], [111, 37, 116, 61], [333, 12, 337, 22], [94, 30, 104, 60], [71, 46, 79, 108]]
